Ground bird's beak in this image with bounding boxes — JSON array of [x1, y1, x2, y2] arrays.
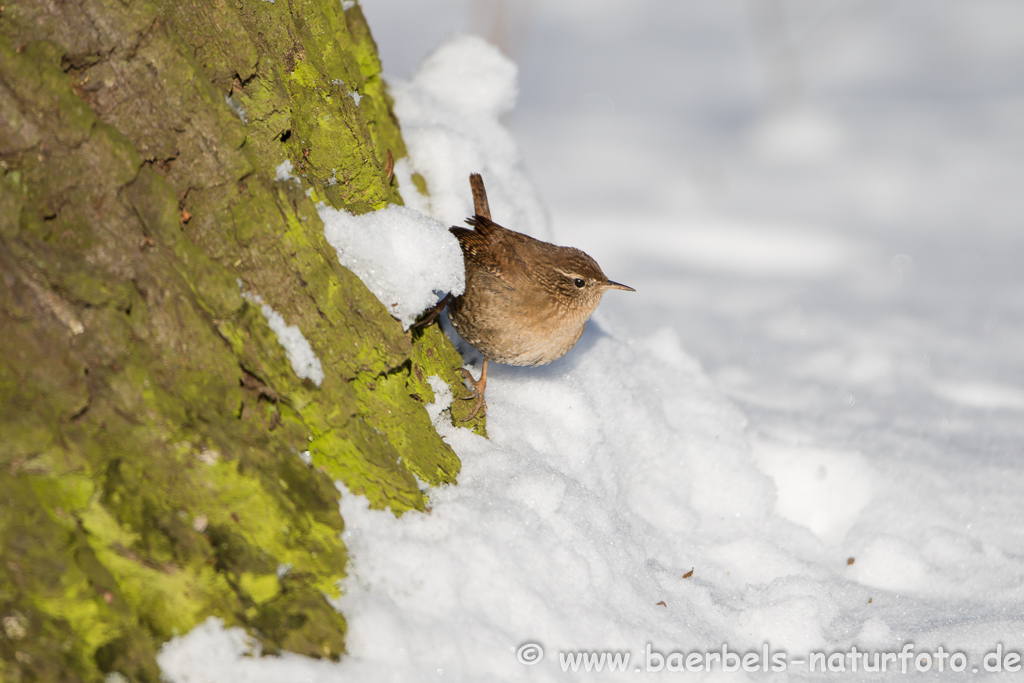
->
[[604, 280, 635, 292]]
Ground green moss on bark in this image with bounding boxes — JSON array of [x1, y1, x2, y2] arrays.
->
[[1, 0, 477, 679]]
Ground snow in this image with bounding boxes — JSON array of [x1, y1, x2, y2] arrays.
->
[[223, 94, 247, 123], [241, 291, 324, 386], [389, 33, 551, 239], [273, 159, 299, 184], [161, 3, 1024, 681], [320, 204, 464, 330], [329, 79, 362, 106]]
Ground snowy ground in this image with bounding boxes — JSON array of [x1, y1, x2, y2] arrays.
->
[[159, 2, 1024, 680]]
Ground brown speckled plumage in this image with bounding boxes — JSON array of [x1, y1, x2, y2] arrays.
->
[[449, 215, 631, 366], [444, 174, 633, 420]]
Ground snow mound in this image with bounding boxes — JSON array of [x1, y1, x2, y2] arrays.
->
[[390, 33, 551, 240], [320, 204, 464, 330]]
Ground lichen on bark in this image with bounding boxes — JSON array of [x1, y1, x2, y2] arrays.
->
[[1, 0, 479, 679]]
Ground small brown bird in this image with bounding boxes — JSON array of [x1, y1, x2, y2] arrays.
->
[[447, 174, 634, 420]]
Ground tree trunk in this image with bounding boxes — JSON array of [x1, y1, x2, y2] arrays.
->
[[0, 1, 474, 679]]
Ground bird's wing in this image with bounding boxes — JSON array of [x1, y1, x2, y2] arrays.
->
[[449, 226, 493, 268], [450, 215, 521, 276], [464, 214, 502, 237]]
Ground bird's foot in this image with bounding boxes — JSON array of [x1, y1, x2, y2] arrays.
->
[[412, 293, 451, 329], [457, 361, 488, 421]]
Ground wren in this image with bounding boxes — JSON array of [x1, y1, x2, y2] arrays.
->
[[446, 174, 633, 420]]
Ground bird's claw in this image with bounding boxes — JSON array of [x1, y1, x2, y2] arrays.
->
[[460, 394, 487, 422], [411, 293, 451, 329], [456, 365, 488, 420]]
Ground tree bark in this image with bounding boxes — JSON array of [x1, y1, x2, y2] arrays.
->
[[0, 1, 476, 679]]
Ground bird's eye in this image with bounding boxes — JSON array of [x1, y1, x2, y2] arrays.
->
[[573, 278, 586, 288]]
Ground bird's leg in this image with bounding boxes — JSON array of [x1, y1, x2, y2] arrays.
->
[[458, 357, 488, 421], [411, 293, 451, 329], [413, 169, 487, 333], [454, 172, 491, 422]]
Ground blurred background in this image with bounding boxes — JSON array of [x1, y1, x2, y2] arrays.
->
[[363, 1, 1024, 463]]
